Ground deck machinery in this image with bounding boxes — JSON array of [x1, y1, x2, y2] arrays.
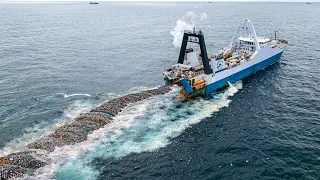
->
[[164, 19, 287, 98]]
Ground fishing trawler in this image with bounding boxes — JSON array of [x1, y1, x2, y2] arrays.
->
[[164, 19, 287, 98]]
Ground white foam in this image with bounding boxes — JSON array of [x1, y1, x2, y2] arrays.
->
[[0, 100, 96, 157], [56, 93, 91, 98], [229, 81, 243, 96], [22, 92, 159, 180], [26, 82, 242, 180]]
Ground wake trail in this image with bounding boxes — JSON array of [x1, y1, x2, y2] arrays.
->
[[0, 100, 98, 157], [26, 82, 242, 180]]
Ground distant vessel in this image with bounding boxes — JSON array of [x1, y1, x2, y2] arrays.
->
[[164, 19, 288, 98], [89, 1, 98, 4], [306, 2, 311, 4]]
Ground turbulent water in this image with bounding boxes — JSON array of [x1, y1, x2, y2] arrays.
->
[[0, 2, 320, 180]]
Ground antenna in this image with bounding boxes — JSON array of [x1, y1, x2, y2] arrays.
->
[[274, 30, 278, 40]]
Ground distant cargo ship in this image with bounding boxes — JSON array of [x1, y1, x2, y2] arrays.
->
[[164, 19, 288, 98], [89, 1, 98, 4]]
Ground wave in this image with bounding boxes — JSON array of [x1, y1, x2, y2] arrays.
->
[[56, 93, 91, 98], [23, 82, 242, 180]]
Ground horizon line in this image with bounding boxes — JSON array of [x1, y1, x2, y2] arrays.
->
[[1, 0, 319, 2]]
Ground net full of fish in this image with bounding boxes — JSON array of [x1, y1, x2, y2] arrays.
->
[[0, 86, 171, 180]]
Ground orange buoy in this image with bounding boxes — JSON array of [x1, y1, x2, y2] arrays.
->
[[55, 134, 65, 139], [0, 158, 7, 164]]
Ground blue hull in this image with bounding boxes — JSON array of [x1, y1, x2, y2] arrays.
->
[[205, 51, 283, 96]]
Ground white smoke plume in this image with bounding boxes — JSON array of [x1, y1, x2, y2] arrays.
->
[[170, 20, 194, 48], [170, 11, 208, 48]]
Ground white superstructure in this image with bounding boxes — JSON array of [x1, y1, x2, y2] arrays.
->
[[164, 19, 287, 98]]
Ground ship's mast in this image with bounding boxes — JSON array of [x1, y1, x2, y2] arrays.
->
[[248, 19, 260, 50], [229, 19, 260, 51], [229, 24, 240, 49]]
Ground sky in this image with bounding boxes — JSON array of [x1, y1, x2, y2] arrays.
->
[[0, 0, 318, 2]]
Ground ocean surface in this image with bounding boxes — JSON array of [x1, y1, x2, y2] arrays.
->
[[0, 2, 319, 180]]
